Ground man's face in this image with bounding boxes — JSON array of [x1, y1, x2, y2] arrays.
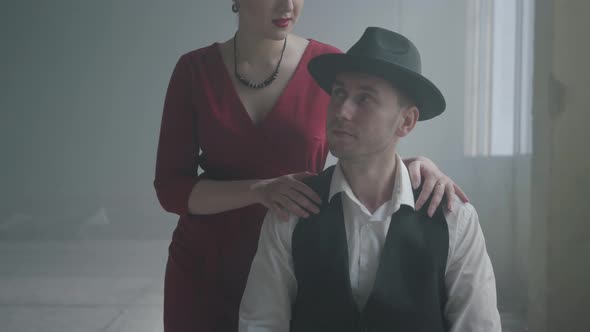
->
[[326, 72, 417, 161]]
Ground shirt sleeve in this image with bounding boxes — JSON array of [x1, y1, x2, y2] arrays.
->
[[444, 202, 503, 332], [239, 212, 298, 332], [153, 54, 201, 216]]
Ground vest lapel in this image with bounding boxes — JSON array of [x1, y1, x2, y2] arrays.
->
[[323, 193, 360, 314]]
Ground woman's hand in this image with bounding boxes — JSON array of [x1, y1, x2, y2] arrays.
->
[[252, 172, 322, 221], [405, 157, 469, 217]]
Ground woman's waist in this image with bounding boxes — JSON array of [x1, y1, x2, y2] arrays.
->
[[174, 204, 267, 235], [169, 205, 267, 263]]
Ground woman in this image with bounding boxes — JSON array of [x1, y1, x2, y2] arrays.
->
[[154, 1, 468, 331]]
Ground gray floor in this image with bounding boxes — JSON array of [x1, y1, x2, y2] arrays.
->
[[1, 240, 167, 332]]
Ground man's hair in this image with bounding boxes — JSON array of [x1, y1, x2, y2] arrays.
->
[[390, 82, 416, 109]]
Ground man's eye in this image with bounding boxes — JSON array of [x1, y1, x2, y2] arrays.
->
[[358, 93, 372, 104]]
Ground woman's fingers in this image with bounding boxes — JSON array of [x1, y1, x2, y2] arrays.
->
[[284, 187, 320, 214], [415, 177, 437, 211], [275, 194, 310, 219], [427, 182, 445, 217]]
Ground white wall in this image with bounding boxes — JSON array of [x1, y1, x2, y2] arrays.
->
[[2, 1, 230, 215]]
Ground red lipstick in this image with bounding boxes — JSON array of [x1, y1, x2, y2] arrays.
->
[[272, 18, 291, 28]]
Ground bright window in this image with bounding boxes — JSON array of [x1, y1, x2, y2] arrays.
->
[[464, 0, 534, 156]]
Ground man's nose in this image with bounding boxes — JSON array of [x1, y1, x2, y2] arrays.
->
[[332, 99, 356, 120]]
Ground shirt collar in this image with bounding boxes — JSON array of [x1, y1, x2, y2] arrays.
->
[[328, 154, 416, 214]]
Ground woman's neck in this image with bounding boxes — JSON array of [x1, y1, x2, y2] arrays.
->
[[234, 29, 287, 67]]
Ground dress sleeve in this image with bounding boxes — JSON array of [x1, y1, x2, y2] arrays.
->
[[153, 54, 201, 216]]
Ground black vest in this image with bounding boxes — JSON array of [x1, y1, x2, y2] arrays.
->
[[291, 166, 450, 332]]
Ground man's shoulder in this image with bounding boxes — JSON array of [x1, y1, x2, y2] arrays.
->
[[261, 209, 300, 248], [301, 166, 336, 197], [443, 195, 478, 229], [442, 195, 482, 253]]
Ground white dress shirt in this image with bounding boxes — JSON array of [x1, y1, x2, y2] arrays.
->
[[239, 155, 502, 332]]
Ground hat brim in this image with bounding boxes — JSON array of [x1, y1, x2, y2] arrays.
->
[[308, 53, 446, 121]]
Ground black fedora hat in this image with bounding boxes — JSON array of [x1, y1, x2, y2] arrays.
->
[[308, 27, 446, 121]]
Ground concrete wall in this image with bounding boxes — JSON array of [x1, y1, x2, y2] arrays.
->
[[529, 0, 590, 331]]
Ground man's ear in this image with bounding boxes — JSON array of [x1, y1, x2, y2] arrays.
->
[[396, 106, 419, 137]]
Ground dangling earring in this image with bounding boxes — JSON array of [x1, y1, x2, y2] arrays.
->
[[232, 2, 240, 13]]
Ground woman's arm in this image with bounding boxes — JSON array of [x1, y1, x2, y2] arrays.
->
[[154, 56, 320, 219], [154, 55, 201, 216], [187, 174, 321, 220]]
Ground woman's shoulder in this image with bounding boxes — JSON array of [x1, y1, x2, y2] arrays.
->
[[176, 43, 220, 65], [288, 34, 342, 56], [165, 43, 223, 79], [306, 39, 343, 56]]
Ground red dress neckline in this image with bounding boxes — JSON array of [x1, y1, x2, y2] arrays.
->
[[211, 39, 317, 130]]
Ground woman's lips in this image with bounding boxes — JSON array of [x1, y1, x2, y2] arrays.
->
[[272, 18, 291, 28]]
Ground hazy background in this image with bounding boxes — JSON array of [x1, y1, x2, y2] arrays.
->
[[1, 0, 589, 331]]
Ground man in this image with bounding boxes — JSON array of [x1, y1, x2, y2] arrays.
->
[[238, 27, 501, 332]]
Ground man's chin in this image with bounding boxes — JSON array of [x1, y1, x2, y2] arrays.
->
[[328, 145, 354, 160]]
